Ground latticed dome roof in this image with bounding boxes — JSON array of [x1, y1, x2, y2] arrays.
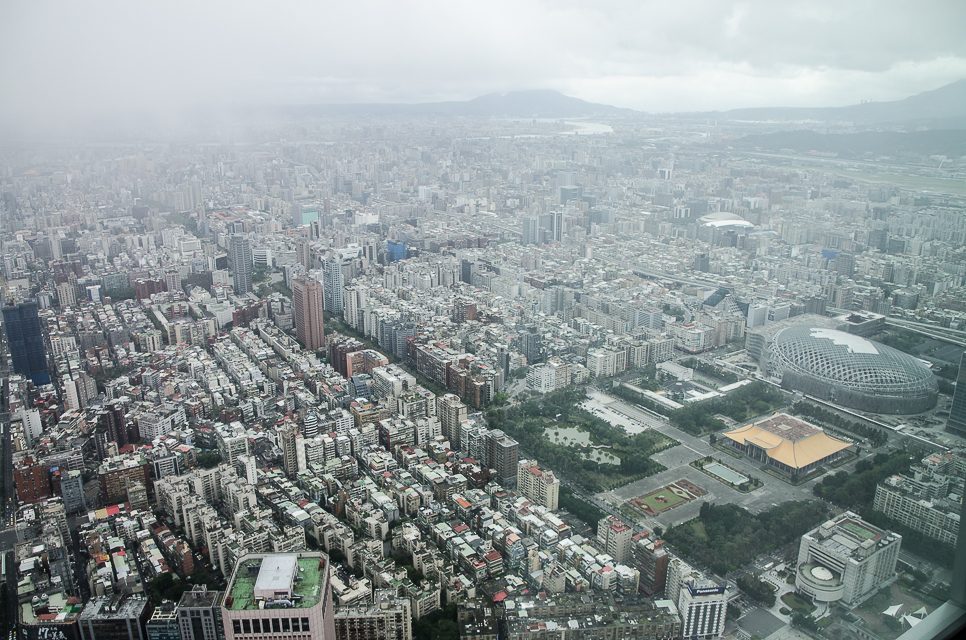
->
[[771, 326, 937, 397]]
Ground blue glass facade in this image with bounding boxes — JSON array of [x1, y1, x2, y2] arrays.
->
[[387, 241, 406, 263], [3, 301, 50, 385]]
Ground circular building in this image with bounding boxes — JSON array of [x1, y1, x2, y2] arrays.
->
[[797, 563, 845, 603], [770, 326, 937, 414]]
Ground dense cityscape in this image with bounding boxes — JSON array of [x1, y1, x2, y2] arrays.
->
[[1, 80, 966, 640]]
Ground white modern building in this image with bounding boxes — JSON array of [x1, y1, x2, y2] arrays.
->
[[796, 511, 901, 605], [666, 558, 727, 640]]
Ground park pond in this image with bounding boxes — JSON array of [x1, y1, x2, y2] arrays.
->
[[546, 425, 621, 465]]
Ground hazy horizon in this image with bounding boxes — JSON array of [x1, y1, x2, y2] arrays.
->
[[2, 0, 965, 131]]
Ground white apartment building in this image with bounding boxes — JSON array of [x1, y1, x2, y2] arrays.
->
[[587, 348, 625, 378], [526, 357, 572, 393], [517, 460, 560, 510]]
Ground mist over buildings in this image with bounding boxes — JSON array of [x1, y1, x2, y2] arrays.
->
[[2, 1, 966, 138]]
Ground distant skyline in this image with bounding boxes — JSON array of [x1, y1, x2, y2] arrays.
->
[[2, 0, 965, 127]]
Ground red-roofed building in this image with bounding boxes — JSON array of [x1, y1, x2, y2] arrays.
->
[[597, 516, 633, 564]]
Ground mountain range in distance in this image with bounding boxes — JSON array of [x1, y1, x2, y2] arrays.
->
[[272, 80, 966, 128], [714, 79, 966, 128], [265, 89, 632, 120]]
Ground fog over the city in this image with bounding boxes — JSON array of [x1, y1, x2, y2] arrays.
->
[[1, 0, 965, 130]]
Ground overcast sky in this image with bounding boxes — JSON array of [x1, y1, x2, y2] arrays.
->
[[2, 0, 965, 126]]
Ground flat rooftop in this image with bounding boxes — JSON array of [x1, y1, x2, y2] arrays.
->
[[226, 555, 324, 611], [254, 555, 298, 599]]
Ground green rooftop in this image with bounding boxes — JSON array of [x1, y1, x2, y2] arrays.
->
[[841, 520, 879, 541], [226, 555, 324, 611]]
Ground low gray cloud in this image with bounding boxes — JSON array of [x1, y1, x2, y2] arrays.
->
[[1, 0, 964, 127]]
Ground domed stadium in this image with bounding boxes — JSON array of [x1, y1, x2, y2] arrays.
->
[[770, 326, 938, 414]]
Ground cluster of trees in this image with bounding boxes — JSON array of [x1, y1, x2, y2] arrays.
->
[[811, 451, 914, 510], [876, 329, 925, 356], [664, 500, 829, 575], [791, 613, 819, 633], [938, 378, 956, 395], [613, 380, 785, 437], [610, 383, 673, 417], [626, 363, 661, 391], [253, 265, 272, 284], [790, 402, 888, 447], [148, 565, 221, 605], [558, 485, 606, 533], [106, 287, 136, 301], [196, 451, 222, 469], [670, 382, 786, 436], [936, 364, 959, 380], [390, 549, 425, 586], [487, 388, 675, 491], [94, 363, 137, 392], [669, 404, 726, 436], [736, 573, 776, 607], [680, 358, 739, 384], [412, 603, 459, 640], [165, 211, 202, 237]]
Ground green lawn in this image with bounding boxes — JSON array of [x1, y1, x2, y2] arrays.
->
[[782, 592, 817, 614], [631, 485, 691, 515]]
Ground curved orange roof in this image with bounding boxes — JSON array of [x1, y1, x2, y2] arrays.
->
[[722, 414, 852, 469]]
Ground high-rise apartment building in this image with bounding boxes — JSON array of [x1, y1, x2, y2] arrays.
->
[[525, 358, 571, 393], [61, 469, 88, 514], [632, 532, 670, 595], [293, 276, 325, 351], [484, 430, 519, 486], [521, 216, 540, 245], [597, 516, 633, 565], [229, 235, 254, 296], [178, 586, 224, 640], [550, 211, 563, 242], [222, 553, 336, 640], [3, 301, 50, 384], [518, 326, 543, 365], [332, 589, 412, 640], [323, 258, 344, 314], [517, 460, 559, 510], [437, 394, 467, 451], [947, 353, 966, 438], [280, 425, 302, 479], [343, 285, 367, 331]]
